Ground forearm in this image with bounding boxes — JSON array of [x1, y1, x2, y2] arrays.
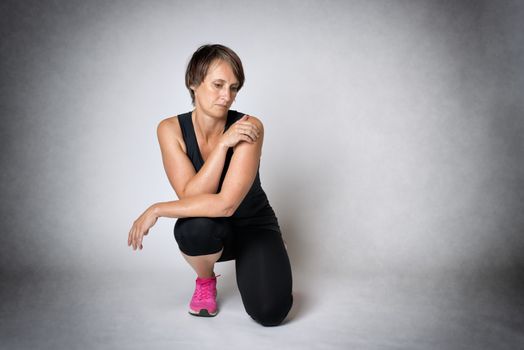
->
[[152, 193, 233, 219], [183, 143, 229, 198]]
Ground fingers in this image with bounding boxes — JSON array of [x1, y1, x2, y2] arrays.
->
[[128, 225, 135, 249], [242, 134, 255, 143], [234, 115, 258, 128], [128, 222, 144, 251], [236, 116, 259, 132], [130, 225, 138, 250], [245, 126, 260, 142], [234, 122, 260, 141], [137, 229, 148, 250], [222, 116, 260, 147]]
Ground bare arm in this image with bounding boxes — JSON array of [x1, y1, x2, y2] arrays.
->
[[152, 192, 233, 219], [157, 119, 227, 198], [157, 115, 259, 199], [183, 145, 229, 197], [128, 116, 265, 250]]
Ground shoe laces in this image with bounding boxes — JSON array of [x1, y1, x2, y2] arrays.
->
[[194, 274, 221, 300]]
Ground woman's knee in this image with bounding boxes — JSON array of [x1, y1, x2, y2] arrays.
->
[[249, 293, 293, 327], [173, 217, 231, 256]]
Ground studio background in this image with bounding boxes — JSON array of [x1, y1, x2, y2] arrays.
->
[[1, 1, 523, 349]]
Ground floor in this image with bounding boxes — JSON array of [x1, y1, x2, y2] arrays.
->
[[1, 264, 523, 350]]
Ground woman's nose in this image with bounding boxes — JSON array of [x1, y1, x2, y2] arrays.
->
[[220, 87, 231, 101]]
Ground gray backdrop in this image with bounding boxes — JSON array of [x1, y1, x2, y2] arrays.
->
[[2, 0, 522, 277], [1, 1, 524, 348]]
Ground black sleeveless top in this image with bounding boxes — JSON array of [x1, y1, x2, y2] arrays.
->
[[178, 109, 281, 233]]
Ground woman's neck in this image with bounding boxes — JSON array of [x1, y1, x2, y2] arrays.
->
[[192, 109, 226, 143]]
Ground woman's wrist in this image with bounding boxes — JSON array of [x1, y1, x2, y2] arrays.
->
[[217, 140, 230, 150], [150, 203, 162, 218]]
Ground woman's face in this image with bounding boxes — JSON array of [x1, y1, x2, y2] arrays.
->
[[192, 59, 239, 117]]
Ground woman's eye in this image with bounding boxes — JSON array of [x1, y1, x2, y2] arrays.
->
[[214, 83, 222, 88]]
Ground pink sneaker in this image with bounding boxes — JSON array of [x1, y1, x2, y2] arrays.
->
[[189, 274, 221, 317]]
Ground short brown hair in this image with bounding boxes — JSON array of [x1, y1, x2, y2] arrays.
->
[[185, 44, 245, 105]]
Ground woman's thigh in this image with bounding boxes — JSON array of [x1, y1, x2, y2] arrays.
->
[[234, 227, 293, 326]]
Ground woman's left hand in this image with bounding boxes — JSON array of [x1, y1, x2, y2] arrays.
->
[[128, 205, 159, 251]]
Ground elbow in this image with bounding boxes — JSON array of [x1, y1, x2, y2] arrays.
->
[[219, 195, 238, 217], [222, 203, 236, 217]]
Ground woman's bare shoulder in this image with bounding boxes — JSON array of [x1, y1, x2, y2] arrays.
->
[[247, 115, 264, 127], [157, 115, 186, 152], [158, 114, 180, 126], [243, 114, 264, 135], [235, 111, 264, 129]]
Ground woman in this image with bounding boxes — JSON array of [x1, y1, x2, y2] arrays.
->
[[127, 44, 293, 327]]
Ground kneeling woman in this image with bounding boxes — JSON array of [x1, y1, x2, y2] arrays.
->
[[128, 44, 293, 327]]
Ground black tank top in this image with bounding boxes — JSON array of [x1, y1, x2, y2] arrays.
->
[[177, 109, 281, 233]]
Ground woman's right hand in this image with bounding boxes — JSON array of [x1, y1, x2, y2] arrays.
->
[[219, 115, 260, 148]]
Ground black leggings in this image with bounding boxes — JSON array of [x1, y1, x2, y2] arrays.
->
[[174, 217, 293, 326]]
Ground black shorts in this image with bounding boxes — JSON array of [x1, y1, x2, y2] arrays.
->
[[174, 217, 281, 262]]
